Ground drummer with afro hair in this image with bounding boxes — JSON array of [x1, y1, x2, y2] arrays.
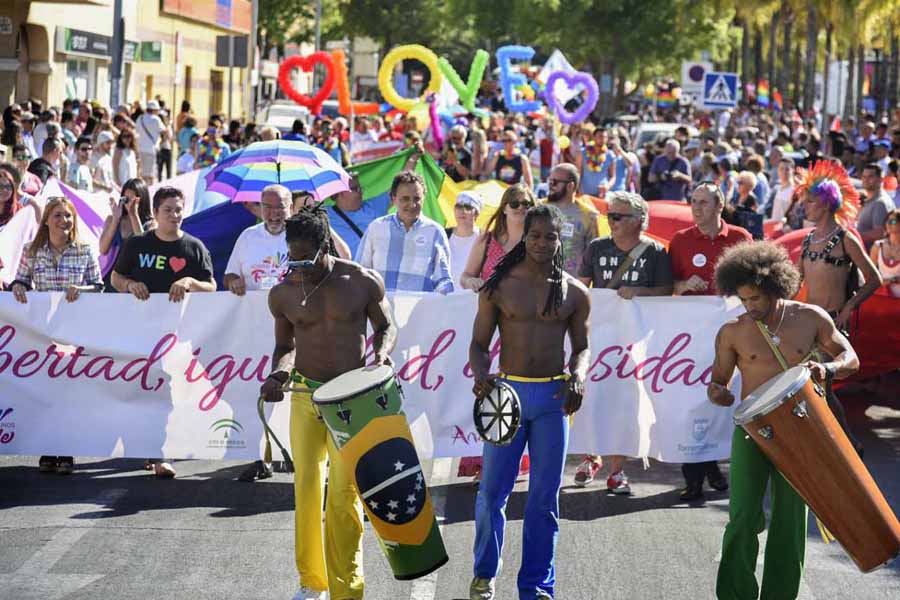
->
[[468, 203, 591, 600], [261, 205, 397, 600], [709, 240, 858, 600]]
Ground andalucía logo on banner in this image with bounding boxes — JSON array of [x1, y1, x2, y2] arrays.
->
[[207, 418, 245, 449], [0, 408, 15, 444]]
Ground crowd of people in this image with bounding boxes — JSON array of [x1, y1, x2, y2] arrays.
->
[[1, 89, 899, 600]]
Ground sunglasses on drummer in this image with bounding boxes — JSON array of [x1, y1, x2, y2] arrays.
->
[[286, 248, 321, 270]]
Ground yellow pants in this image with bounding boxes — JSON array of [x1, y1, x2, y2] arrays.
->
[[290, 390, 364, 598]]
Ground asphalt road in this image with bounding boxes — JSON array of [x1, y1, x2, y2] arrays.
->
[[2, 399, 899, 600]]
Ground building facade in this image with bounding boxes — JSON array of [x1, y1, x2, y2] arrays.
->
[[1, 0, 251, 120]]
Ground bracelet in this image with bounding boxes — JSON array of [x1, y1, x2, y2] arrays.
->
[[824, 363, 837, 378]]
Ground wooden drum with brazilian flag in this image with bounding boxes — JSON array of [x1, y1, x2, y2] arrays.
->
[[312, 365, 448, 580]]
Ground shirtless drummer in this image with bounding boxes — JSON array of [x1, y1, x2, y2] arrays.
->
[[260, 206, 397, 600], [708, 241, 859, 600], [468, 204, 591, 600]]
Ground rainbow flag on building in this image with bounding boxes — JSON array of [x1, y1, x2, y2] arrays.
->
[[757, 80, 770, 107]]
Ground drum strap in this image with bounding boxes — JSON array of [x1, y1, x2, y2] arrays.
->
[[754, 321, 837, 545], [754, 321, 790, 371]]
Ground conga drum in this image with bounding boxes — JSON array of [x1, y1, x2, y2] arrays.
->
[[312, 365, 448, 580], [733, 366, 900, 572]]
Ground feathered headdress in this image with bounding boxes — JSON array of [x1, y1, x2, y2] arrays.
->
[[794, 160, 859, 225]]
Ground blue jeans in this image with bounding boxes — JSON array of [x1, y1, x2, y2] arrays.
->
[[473, 377, 569, 600]]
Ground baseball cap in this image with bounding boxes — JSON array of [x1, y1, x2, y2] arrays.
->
[[455, 190, 483, 212], [874, 139, 891, 149], [20, 111, 35, 122], [685, 139, 700, 151], [97, 131, 116, 145], [147, 100, 160, 111]]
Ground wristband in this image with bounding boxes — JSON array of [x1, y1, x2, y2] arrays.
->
[[824, 363, 837, 379], [267, 371, 289, 384]]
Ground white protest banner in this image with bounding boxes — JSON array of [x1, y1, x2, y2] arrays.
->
[[0, 291, 741, 462]]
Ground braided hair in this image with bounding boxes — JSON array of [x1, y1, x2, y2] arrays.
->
[[285, 204, 339, 257], [481, 204, 566, 316]]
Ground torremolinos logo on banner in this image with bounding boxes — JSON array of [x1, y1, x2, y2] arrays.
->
[[678, 417, 717, 457], [0, 408, 15, 444], [207, 418, 245, 449]]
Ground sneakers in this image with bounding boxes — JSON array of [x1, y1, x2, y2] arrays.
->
[[469, 577, 495, 600], [607, 470, 631, 495], [573, 456, 602, 487], [291, 586, 326, 600]]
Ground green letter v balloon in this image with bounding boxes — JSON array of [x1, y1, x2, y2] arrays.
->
[[437, 49, 489, 113]]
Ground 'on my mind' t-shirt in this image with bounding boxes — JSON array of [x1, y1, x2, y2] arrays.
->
[[114, 230, 214, 293]]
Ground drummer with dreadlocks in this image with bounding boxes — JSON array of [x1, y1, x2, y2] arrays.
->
[[468, 203, 591, 600], [795, 160, 881, 456], [260, 205, 397, 600], [708, 240, 859, 600]]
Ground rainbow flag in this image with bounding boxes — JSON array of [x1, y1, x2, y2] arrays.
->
[[772, 89, 783, 111], [757, 80, 770, 107], [657, 89, 675, 108], [347, 148, 506, 229], [346, 148, 609, 236]]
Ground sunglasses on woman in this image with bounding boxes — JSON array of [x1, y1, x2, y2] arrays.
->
[[888, 218, 899, 225], [507, 200, 534, 210]]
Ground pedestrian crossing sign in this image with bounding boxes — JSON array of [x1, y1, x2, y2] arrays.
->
[[702, 72, 739, 109]]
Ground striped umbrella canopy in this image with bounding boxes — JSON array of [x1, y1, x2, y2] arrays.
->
[[204, 140, 351, 203]]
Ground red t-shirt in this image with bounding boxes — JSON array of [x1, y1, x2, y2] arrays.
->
[[669, 222, 752, 296]]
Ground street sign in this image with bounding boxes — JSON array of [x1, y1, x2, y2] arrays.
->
[[702, 71, 739, 109], [681, 61, 712, 106], [216, 35, 248, 68]]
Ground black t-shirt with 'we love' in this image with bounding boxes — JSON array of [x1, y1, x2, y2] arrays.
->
[[114, 230, 214, 293]]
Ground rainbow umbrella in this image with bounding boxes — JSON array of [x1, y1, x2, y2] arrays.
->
[[204, 140, 351, 203]]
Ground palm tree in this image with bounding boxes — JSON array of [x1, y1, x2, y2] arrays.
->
[[803, 1, 818, 111]]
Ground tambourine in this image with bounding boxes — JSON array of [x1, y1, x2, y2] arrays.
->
[[473, 381, 521, 446]]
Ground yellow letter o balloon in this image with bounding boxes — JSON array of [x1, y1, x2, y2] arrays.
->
[[378, 45, 443, 112]]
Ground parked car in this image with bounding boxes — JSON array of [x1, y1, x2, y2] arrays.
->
[[258, 101, 312, 136], [633, 122, 699, 148]]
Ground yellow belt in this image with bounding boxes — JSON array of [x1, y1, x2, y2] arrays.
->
[[499, 373, 568, 383]]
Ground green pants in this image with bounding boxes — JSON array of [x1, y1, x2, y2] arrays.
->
[[716, 428, 808, 600]]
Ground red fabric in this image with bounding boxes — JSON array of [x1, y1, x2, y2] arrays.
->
[[669, 223, 753, 295], [847, 291, 900, 381]]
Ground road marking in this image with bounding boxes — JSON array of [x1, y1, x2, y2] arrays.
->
[[409, 458, 452, 600], [0, 488, 128, 599]]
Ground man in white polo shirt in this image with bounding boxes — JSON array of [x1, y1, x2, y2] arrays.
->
[[224, 183, 293, 481]]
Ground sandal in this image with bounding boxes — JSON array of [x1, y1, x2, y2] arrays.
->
[[237, 460, 273, 482], [39, 456, 57, 473], [153, 462, 176, 479], [56, 457, 74, 475]]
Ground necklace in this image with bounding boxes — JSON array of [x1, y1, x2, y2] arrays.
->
[[299, 265, 333, 307], [764, 302, 786, 345], [809, 224, 841, 245]]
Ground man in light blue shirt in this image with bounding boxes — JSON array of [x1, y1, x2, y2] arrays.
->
[[326, 176, 390, 258], [355, 171, 453, 294], [328, 146, 424, 257]]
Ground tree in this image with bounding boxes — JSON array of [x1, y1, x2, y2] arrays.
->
[[803, 1, 818, 111], [338, 0, 446, 57]]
